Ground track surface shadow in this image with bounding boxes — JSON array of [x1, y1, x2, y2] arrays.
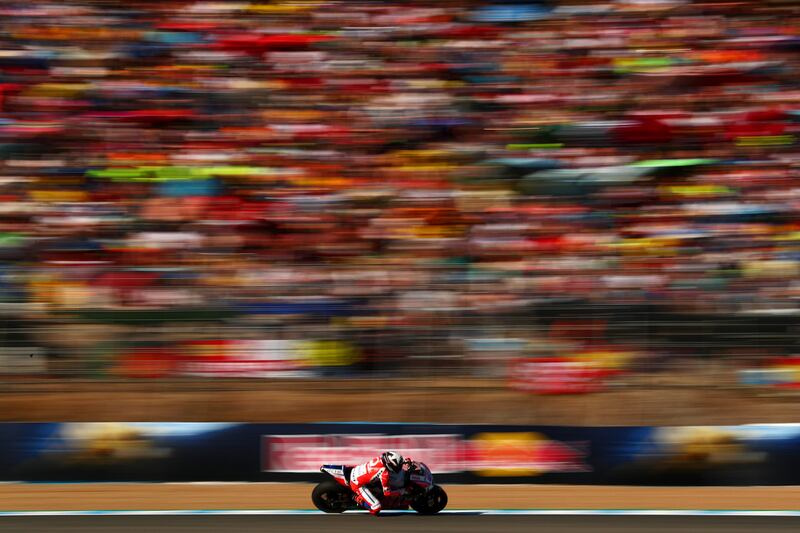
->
[[2, 515, 800, 533], [378, 511, 484, 517]]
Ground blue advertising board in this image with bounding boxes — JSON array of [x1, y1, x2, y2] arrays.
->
[[1, 422, 799, 485]]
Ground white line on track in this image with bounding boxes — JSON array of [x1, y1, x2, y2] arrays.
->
[[2, 510, 800, 517]]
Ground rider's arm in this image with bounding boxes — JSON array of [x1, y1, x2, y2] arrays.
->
[[380, 468, 404, 497]]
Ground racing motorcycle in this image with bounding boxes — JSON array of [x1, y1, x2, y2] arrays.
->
[[311, 460, 448, 514]]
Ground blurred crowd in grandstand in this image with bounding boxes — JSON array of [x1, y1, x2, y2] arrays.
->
[[2, 0, 800, 384]]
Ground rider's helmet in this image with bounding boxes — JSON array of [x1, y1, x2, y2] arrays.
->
[[381, 451, 404, 473]]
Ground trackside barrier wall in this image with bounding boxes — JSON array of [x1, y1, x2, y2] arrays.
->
[[1, 422, 798, 485]]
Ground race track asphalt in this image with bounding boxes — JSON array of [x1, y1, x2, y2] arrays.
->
[[2, 515, 800, 532]]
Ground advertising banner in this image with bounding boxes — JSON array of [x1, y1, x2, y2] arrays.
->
[[2, 422, 800, 485], [509, 358, 608, 394], [177, 339, 312, 378], [265, 434, 467, 473], [739, 356, 800, 388], [263, 431, 590, 476]]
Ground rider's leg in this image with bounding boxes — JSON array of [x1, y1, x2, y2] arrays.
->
[[355, 485, 381, 515]]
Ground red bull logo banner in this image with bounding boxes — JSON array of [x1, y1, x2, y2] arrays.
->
[[262, 432, 590, 476], [467, 432, 590, 477]]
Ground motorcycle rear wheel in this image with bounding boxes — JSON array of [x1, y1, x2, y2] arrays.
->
[[312, 479, 353, 513]]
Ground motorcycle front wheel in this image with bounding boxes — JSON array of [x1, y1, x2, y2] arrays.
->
[[410, 485, 448, 515], [311, 479, 354, 513]]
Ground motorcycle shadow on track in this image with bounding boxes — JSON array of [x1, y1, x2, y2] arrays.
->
[[373, 511, 484, 518]]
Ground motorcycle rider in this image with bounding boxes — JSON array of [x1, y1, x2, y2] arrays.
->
[[349, 451, 408, 515]]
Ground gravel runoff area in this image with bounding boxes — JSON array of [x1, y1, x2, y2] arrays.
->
[[4, 378, 800, 426], [1, 483, 800, 512]]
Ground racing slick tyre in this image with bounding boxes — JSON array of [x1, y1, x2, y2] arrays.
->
[[410, 485, 448, 515], [312, 479, 353, 513]]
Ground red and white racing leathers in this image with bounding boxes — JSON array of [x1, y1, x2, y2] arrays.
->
[[349, 456, 407, 515]]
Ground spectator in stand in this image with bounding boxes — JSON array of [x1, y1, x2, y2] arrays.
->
[[2, 1, 800, 380]]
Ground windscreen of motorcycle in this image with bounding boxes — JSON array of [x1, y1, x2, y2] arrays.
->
[[408, 461, 433, 489]]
